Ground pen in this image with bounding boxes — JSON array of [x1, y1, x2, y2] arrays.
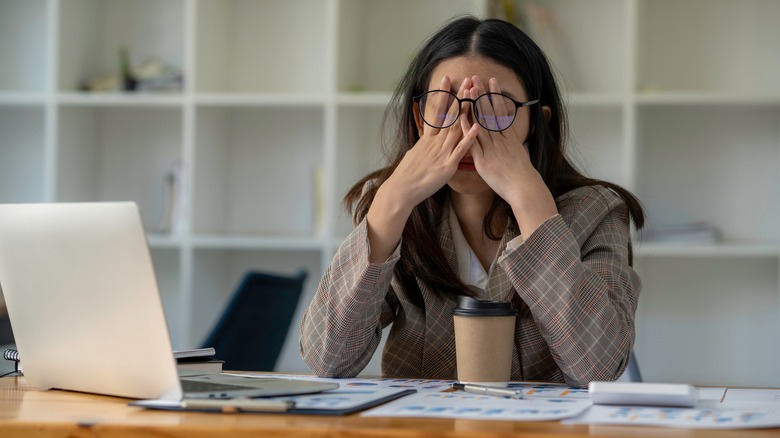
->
[[182, 397, 295, 413], [452, 383, 524, 399]]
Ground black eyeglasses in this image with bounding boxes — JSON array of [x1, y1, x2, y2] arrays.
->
[[413, 90, 539, 132]]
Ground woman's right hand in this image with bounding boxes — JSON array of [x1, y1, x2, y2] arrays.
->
[[365, 76, 479, 262], [385, 76, 479, 210]]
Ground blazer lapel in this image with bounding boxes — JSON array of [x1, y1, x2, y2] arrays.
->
[[484, 222, 520, 302]]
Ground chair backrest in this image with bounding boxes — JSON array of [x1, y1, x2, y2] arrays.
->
[[201, 270, 307, 372], [625, 350, 643, 382]]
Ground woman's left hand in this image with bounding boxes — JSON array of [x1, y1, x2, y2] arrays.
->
[[467, 76, 558, 236]]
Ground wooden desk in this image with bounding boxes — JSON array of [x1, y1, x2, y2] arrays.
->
[[1, 376, 778, 438]]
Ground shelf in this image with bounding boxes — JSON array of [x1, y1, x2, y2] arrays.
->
[[635, 242, 780, 258], [566, 92, 625, 107], [192, 235, 324, 251], [0, 93, 47, 106], [194, 93, 326, 107], [58, 92, 184, 107], [335, 92, 392, 107], [635, 92, 780, 106], [147, 233, 184, 249]]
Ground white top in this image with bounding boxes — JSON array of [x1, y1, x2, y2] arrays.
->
[[448, 204, 523, 293]]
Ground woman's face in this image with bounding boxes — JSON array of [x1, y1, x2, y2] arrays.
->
[[420, 55, 533, 197]]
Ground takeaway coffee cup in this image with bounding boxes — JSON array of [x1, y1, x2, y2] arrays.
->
[[452, 295, 517, 386]]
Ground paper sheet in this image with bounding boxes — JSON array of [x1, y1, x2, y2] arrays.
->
[[564, 404, 780, 429], [362, 391, 591, 421], [223, 373, 455, 393], [225, 374, 780, 428], [724, 389, 780, 404]]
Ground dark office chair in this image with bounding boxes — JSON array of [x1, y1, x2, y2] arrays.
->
[[200, 270, 307, 372], [625, 350, 643, 382]]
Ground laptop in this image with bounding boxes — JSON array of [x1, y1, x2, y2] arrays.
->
[[0, 202, 336, 400]]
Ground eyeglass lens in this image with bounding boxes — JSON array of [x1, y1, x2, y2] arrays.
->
[[419, 91, 518, 131]]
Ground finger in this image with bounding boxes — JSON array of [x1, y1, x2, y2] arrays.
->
[[422, 75, 451, 135], [451, 116, 479, 162], [488, 78, 510, 119], [439, 78, 472, 145], [471, 76, 500, 131], [457, 77, 473, 124], [472, 75, 487, 96]]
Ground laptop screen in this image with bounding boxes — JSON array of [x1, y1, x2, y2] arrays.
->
[[0, 202, 182, 400]]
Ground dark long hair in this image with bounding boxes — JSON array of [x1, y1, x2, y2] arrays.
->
[[344, 16, 645, 306]]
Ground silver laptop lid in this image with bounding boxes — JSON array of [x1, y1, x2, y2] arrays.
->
[[0, 202, 182, 400]]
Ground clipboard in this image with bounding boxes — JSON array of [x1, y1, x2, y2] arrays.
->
[[130, 388, 416, 415]]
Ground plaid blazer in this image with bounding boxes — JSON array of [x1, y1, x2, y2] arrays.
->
[[300, 185, 640, 387]]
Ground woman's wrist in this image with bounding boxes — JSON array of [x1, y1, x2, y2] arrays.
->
[[507, 186, 558, 237], [365, 184, 415, 263]]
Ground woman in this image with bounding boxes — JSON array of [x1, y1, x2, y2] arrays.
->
[[299, 16, 644, 388]]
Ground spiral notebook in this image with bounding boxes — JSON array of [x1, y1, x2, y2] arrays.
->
[[0, 202, 336, 401]]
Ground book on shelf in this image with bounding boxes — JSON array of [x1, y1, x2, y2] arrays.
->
[[173, 347, 215, 361], [174, 347, 223, 374], [177, 359, 224, 374]]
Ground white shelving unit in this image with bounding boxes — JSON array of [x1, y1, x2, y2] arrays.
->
[[1, 0, 778, 385]]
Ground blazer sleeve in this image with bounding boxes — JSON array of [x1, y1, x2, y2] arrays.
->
[[299, 217, 400, 377], [499, 186, 640, 387]]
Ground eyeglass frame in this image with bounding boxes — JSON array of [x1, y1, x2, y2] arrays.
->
[[412, 89, 540, 132]]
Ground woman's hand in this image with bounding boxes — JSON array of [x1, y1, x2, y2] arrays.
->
[[383, 75, 479, 208], [468, 76, 558, 236], [365, 76, 479, 262]]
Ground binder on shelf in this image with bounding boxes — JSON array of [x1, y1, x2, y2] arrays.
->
[[173, 347, 216, 361], [177, 360, 224, 374]]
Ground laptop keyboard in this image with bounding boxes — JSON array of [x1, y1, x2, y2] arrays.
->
[[180, 379, 256, 393]]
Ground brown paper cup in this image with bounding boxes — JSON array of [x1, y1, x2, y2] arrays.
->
[[452, 296, 517, 386]]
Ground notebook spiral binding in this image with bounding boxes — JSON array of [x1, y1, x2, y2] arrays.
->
[[2, 349, 21, 377], [3, 349, 19, 363]]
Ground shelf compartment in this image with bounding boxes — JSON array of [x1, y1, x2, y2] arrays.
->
[[566, 105, 627, 188], [337, 0, 482, 93], [0, 106, 47, 203], [191, 235, 324, 251], [193, 106, 324, 237], [56, 106, 183, 231], [499, 0, 627, 94], [195, 0, 328, 94], [58, 0, 185, 92], [0, 0, 48, 92], [637, 0, 780, 94], [189, 248, 322, 370], [150, 247, 184, 348], [333, 105, 388, 237], [635, 257, 780, 387], [635, 106, 780, 245], [635, 241, 780, 258]]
